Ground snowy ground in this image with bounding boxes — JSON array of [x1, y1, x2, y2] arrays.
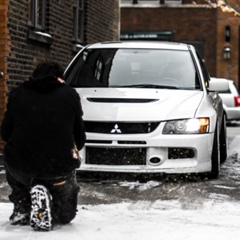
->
[[1, 199, 240, 240], [1, 129, 240, 239]]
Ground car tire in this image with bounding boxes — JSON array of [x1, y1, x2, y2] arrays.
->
[[209, 122, 220, 179], [220, 114, 227, 164]]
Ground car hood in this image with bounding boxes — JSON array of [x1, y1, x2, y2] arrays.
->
[[76, 88, 204, 121]]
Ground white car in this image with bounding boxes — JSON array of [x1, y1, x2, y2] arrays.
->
[[211, 77, 240, 122], [64, 41, 228, 178]]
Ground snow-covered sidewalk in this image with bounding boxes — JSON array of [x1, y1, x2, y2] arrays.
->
[[1, 198, 240, 240]]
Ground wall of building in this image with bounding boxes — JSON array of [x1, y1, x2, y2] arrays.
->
[[6, 0, 119, 90], [121, 5, 217, 76], [216, 10, 239, 82], [120, 3, 240, 83], [0, 0, 9, 150], [0, 0, 119, 150], [85, 0, 119, 43]]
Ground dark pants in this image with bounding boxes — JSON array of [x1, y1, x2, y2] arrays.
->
[[5, 163, 80, 224]]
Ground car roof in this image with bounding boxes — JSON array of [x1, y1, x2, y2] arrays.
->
[[86, 41, 191, 51]]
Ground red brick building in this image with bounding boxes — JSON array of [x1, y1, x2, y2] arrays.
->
[[0, 0, 119, 150], [120, 0, 240, 85]]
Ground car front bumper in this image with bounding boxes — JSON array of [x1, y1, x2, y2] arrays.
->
[[78, 124, 214, 175]]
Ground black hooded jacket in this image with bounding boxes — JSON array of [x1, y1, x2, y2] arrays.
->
[[1, 76, 86, 179]]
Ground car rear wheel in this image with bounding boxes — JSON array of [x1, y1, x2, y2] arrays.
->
[[209, 123, 220, 179]]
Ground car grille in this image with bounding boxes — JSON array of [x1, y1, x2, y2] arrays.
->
[[86, 147, 146, 165], [84, 121, 160, 134]]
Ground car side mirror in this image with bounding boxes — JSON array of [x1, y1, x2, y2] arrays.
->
[[208, 78, 229, 92]]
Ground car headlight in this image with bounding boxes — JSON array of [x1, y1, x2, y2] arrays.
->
[[162, 118, 210, 134]]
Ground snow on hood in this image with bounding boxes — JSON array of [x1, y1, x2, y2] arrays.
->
[[76, 88, 203, 121]]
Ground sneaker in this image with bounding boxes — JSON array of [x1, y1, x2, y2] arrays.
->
[[30, 185, 53, 231], [9, 211, 29, 225]]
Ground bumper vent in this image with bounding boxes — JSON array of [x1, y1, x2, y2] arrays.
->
[[168, 148, 195, 159]]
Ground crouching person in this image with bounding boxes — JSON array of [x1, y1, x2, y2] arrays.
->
[[0, 62, 86, 231]]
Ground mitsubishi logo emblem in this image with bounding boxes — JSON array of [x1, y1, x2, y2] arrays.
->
[[110, 124, 122, 133]]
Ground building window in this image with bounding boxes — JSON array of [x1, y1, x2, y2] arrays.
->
[[164, 0, 182, 4], [121, 0, 159, 3], [73, 0, 84, 44], [138, 0, 159, 2], [29, 0, 46, 31], [121, 0, 182, 3], [121, 0, 134, 2], [94, 58, 103, 81], [28, 0, 52, 44]]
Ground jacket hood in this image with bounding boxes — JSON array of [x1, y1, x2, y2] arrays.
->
[[23, 75, 64, 93]]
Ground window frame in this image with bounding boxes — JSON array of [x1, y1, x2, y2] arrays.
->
[[164, 0, 182, 3], [121, 0, 182, 4], [29, 0, 46, 31], [73, 0, 84, 44]]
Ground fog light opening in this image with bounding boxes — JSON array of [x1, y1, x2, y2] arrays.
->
[[168, 148, 195, 159], [149, 157, 161, 165]]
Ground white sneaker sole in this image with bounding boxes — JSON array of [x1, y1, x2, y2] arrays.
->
[[30, 185, 52, 231]]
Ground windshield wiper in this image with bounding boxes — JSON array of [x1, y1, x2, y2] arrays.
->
[[119, 84, 179, 89]]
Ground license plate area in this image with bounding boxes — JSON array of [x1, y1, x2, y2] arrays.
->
[[86, 147, 146, 165]]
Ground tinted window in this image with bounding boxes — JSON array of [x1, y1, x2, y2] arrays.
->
[[65, 48, 200, 90]]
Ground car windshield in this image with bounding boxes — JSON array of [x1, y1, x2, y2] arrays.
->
[[65, 48, 200, 90]]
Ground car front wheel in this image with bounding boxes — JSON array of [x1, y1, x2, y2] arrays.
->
[[209, 123, 220, 179], [220, 114, 227, 164]]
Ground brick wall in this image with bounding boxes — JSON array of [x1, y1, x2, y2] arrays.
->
[[85, 0, 119, 43], [0, 0, 119, 150], [6, 0, 119, 91], [121, 6, 217, 76], [216, 9, 239, 82], [0, 0, 10, 150], [121, 4, 239, 83]]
